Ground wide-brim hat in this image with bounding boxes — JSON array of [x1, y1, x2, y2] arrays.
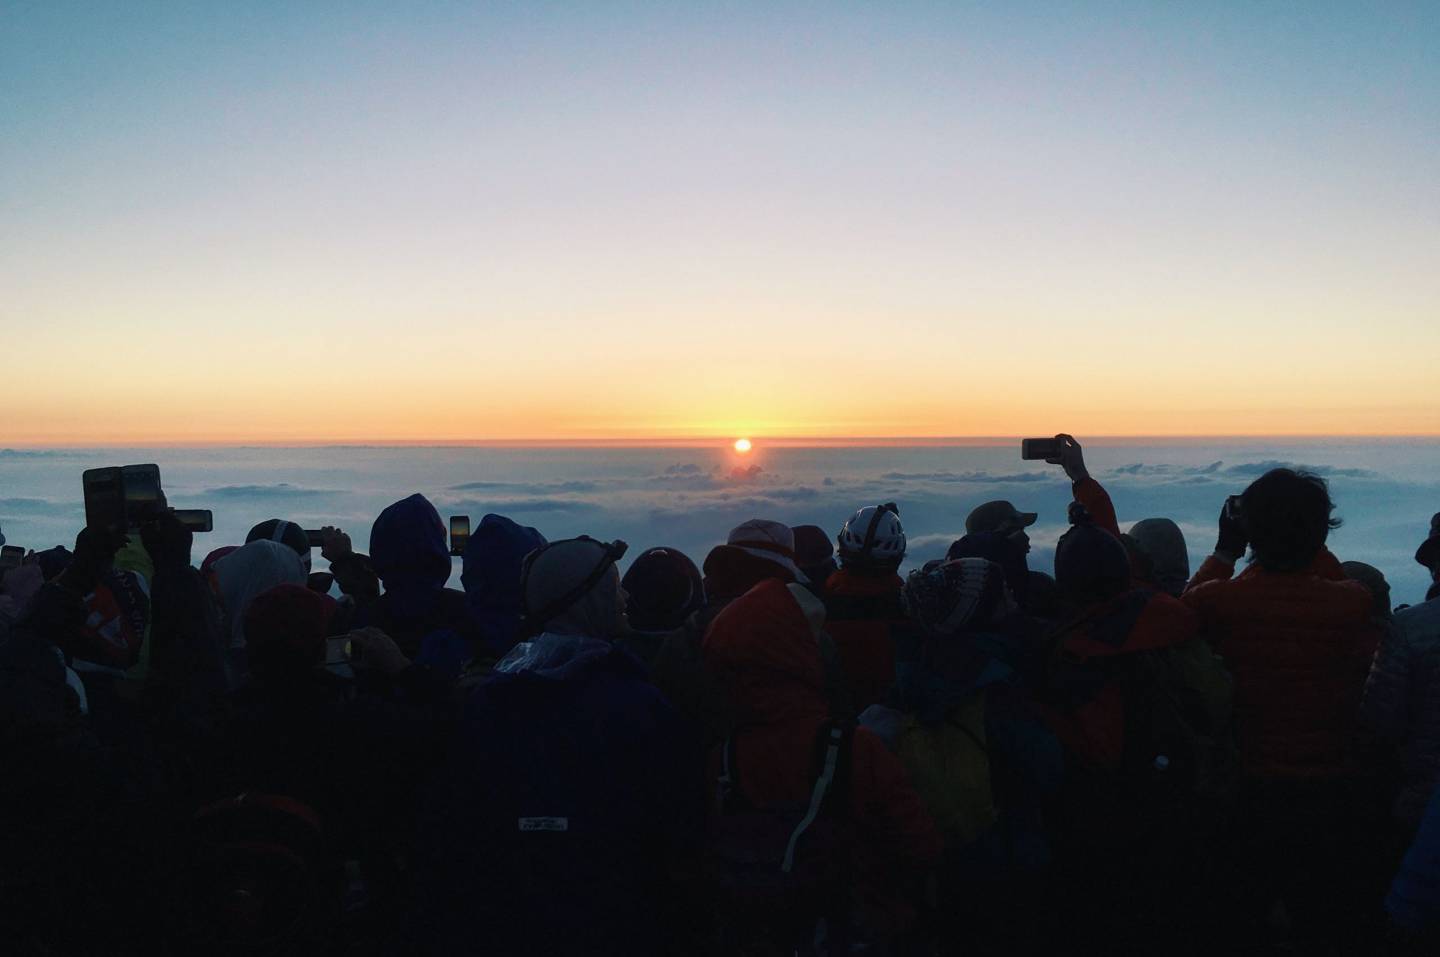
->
[[726, 518, 809, 583]]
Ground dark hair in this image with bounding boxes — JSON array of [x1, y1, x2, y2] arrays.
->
[[1240, 468, 1341, 572], [1054, 524, 1130, 603]]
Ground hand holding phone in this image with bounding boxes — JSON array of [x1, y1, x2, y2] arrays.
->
[[449, 515, 471, 557], [1020, 438, 1062, 461], [1217, 495, 1249, 561]]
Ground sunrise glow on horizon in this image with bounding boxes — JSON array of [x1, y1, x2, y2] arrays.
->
[[3, 3, 1436, 446]]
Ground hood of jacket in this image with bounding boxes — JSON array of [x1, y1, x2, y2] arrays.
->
[[213, 541, 308, 649], [1127, 518, 1191, 597], [370, 493, 453, 616], [702, 578, 829, 728], [460, 514, 547, 656]]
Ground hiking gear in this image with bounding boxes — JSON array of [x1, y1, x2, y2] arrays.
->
[[519, 536, 627, 633], [709, 720, 856, 951], [836, 503, 906, 568]]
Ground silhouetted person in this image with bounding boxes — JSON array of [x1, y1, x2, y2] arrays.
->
[[414, 537, 695, 956], [1184, 468, 1386, 951]]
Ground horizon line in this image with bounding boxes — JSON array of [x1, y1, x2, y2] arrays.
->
[[4, 432, 1439, 451]]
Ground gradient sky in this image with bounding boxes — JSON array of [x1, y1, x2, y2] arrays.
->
[[3, 1, 1437, 444]]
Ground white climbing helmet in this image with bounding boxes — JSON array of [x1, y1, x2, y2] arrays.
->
[[837, 503, 906, 567]]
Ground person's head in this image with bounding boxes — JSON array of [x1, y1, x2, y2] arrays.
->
[[246, 520, 312, 573], [724, 519, 808, 582], [902, 558, 1011, 638], [703, 518, 808, 603], [460, 514, 547, 656], [791, 524, 838, 586], [520, 536, 629, 639], [214, 541, 309, 647], [1415, 512, 1440, 578], [369, 493, 451, 591], [1054, 524, 1130, 604], [947, 531, 1029, 605], [965, 500, 1037, 554], [1239, 469, 1340, 572], [243, 583, 337, 679], [621, 547, 704, 633], [1342, 561, 1392, 621], [1126, 518, 1190, 598], [836, 503, 906, 574]]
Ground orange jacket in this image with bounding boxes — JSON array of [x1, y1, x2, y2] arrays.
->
[[1183, 548, 1380, 780]]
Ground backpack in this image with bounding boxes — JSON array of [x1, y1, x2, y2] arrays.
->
[[895, 693, 998, 847], [1113, 636, 1239, 804], [707, 721, 855, 954]]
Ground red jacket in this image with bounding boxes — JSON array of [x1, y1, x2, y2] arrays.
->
[[1044, 588, 1200, 770], [823, 569, 906, 712], [1183, 549, 1379, 780], [703, 579, 940, 869]]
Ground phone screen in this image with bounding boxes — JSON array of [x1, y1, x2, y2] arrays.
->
[[172, 509, 214, 533], [449, 515, 471, 557], [1020, 438, 1062, 461], [121, 464, 162, 526], [0, 545, 24, 571], [82, 467, 127, 532]]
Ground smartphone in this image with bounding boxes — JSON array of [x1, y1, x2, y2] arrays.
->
[[324, 637, 351, 666], [82, 467, 128, 532], [172, 509, 214, 533], [1225, 495, 1244, 522], [304, 529, 326, 548], [1020, 438, 1063, 461], [121, 464, 163, 526], [449, 515, 471, 557], [0, 545, 24, 572]]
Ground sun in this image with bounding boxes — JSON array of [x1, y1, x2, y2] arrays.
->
[[733, 437, 753, 454]]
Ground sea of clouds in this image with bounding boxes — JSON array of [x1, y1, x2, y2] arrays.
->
[[2, 441, 1437, 606]]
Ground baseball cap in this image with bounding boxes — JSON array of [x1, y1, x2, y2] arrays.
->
[[965, 501, 1038, 535]]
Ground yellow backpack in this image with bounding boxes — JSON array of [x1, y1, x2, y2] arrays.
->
[[896, 693, 997, 847]]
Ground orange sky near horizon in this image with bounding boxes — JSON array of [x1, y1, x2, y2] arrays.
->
[[4, 4, 1437, 447]]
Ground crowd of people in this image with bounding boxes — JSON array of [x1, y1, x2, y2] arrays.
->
[[1, 435, 1438, 955]]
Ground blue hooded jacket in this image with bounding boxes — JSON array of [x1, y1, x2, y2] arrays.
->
[[362, 493, 477, 672], [413, 639, 697, 955], [459, 514, 546, 658]]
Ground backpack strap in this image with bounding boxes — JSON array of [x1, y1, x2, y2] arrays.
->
[[781, 721, 853, 873]]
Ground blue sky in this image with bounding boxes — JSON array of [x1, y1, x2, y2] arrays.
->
[[3, 2, 1437, 441]]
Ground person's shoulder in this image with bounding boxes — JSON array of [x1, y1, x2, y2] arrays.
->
[[1395, 597, 1440, 635]]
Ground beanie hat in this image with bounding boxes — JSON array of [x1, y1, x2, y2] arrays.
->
[[622, 547, 704, 633], [1054, 524, 1130, 601], [902, 558, 1008, 637], [243, 583, 337, 676]]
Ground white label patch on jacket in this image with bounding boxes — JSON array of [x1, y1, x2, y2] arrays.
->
[[518, 817, 569, 832]]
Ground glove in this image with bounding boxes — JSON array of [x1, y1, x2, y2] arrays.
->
[[61, 526, 128, 594], [140, 510, 194, 569], [1215, 500, 1249, 562]]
